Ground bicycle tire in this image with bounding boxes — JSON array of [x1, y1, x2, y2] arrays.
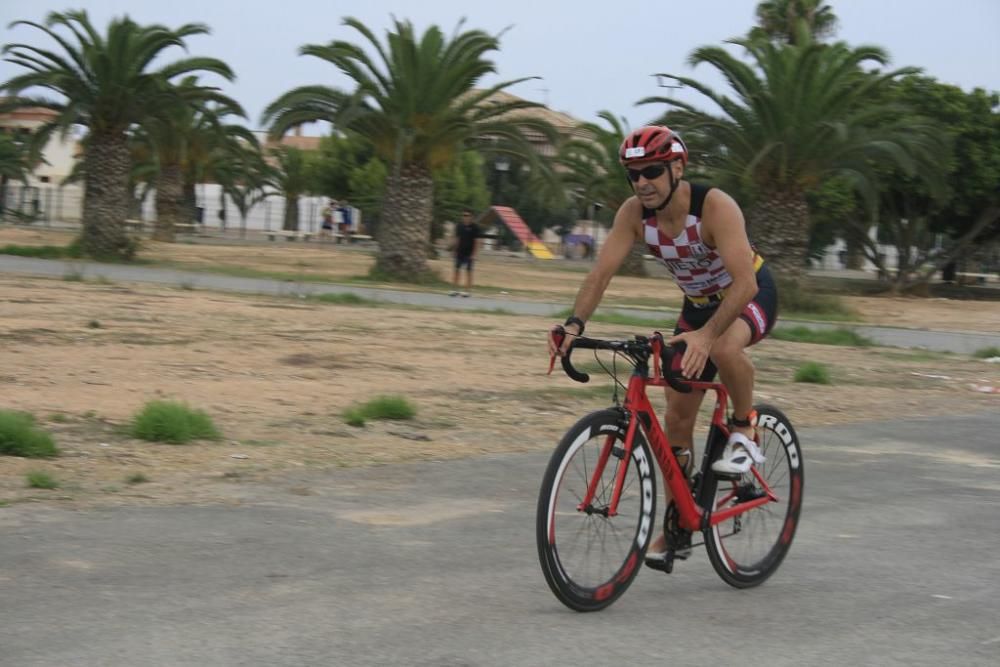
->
[[536, 409, 656, 611], [702, 403, 803, 588]]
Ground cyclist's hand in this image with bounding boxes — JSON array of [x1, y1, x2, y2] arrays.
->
[[668, 329, 715, 379], [547, 323, 579, 358]]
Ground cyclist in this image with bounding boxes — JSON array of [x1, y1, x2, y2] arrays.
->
[[548, 125, 778, 561]]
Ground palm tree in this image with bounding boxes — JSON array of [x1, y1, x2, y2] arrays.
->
[[640, 37, 930, 279], [139, 78, 251, 241], [262, 17, 555, 281], [751, 0, 838, 44], [61, 129, 158, 221], [559, 111, 648, 276], [1, 10, 233, 259], [265, 147, 310, 232], [221, 146, 271, 239], [0, 132, 33, 218]]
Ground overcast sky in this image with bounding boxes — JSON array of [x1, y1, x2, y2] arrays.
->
[[2, 0, 997, 134]]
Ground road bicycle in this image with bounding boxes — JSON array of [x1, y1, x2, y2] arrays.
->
[[537, 328, 803, 612]]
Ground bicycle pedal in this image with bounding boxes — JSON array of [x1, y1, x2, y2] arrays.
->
[[713, 470, 742, 482], [644, 554, 674, 574]]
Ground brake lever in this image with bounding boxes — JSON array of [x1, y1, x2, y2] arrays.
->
[[548, 325, 566, 375]]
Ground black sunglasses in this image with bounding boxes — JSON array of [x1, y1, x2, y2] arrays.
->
[[626, 163, 668, 182]]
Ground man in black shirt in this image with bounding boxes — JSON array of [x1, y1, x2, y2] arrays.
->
[[450, 209, 481, 297]]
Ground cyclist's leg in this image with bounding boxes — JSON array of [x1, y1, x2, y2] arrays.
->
[[663, 385, 705, 477], [710, 290, 775, 472], [647, 385, 704, 555], [710, 318, 755, 438]]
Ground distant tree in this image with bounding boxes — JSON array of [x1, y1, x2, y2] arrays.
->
[[432, 150, 490, 242], [0, 132, 33, 217], [263, 17, 555, 281], [833, 77, 1000, 291], [641, 35, 932, 280], [559, 111, 648, 275], [1, 10, 232, 258], [750, 0, 838, 44], [220, 145, 271, 239], [265, 147, 309, 232], [139, 78, 250, 241]]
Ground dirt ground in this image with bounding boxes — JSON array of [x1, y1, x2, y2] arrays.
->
[[1, 225, 998, 508]]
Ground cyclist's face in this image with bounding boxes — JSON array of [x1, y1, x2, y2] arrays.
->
[[628, 159, 676, 205]]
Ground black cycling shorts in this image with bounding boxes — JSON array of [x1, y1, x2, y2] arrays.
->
[[670, 263, 778, 383]]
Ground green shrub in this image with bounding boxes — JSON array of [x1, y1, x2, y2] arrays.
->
[[26, 470, 59, 489], [126, 472, 149, 485], [0, 243, 80, 259], [343, 407, 367, 427], [363, 395, 416, 420], [0, 410, 59, 458], [130, 400, 221, 444], [771, 326, 872, 347], [343, 395, 416, 427], [972, 346, 1000, 359], [794, 362, 832, 384]]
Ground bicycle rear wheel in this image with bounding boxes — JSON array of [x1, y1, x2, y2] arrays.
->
[[703, 403, 803, 588], [536, 409, 656, 612]]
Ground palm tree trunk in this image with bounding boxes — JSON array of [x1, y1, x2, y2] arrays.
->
[[183, 182, 197, 224], [844, 231, 865, 269], [153, 164, 185, 242], [374, 164, 434, 280], [283, 196, 299, 231], [81, 132, 134, 259], [617, 241, 648, 277], [746, 190, 811, 282]]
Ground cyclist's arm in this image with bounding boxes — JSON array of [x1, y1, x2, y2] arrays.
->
[[698, 189, 758, 339], [565, 198, 642, 333]]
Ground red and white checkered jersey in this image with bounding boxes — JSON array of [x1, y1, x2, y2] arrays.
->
[[643, 213, 731, 298]]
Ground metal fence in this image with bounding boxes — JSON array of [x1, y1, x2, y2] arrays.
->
[[0, 182, 350, 234]]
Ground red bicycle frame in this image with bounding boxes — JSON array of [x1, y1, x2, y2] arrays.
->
[[575, 346, 780, 532]]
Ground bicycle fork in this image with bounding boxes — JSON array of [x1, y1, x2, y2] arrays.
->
[[575, 415, 638, 517]]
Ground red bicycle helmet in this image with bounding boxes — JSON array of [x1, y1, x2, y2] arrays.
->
[[619, 125, 688, 166]]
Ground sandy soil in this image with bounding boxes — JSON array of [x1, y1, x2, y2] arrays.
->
[[1, 226, 997, 508]]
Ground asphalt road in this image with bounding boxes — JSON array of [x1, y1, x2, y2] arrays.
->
[[2, 413, 998, 666], [2, 254, 999, 354]]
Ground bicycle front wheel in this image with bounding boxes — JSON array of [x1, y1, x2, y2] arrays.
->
[[703, 403, 804, 588], [536, 409, 656, 612]]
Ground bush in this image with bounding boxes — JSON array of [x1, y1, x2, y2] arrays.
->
[[343, 407, 367, 427], [343, 395, 416, 427], [972, 346, 1000, 359], [0, 244, 79, 259], [26, 470, 59, 489], [130, 400, 221, 444], [794, 362, 832, 384], [0, 410, 59, 458]]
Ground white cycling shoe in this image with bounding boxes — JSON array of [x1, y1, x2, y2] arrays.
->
[[711, 432, 766, 475]]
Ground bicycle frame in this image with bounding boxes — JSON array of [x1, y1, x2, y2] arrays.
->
[[576, 360, 780, 533]]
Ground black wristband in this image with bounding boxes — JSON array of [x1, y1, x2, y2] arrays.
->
[[564, 315, 585, 334]]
